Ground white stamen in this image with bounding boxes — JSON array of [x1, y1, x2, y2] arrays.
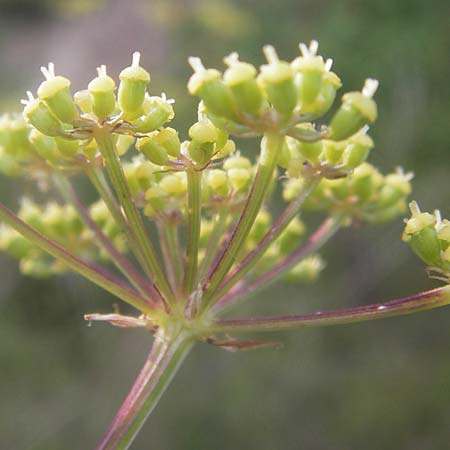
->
[[224, 52, 240, 67], [21, 91, 36, 106], [299, 40, 319, 57], [263, 45, 279, 64], [325, 58, 333, 71], [360, 124, 370, 134], [160, 92, 175, 104], [188, 56, 205, 72], [40, 62, 55, 80], [97, 65, 107, 77], [377, 305, 387, 310], [434, 210, 442, 228], [409, 200, 421, 216], [132, 51, 141, 68], [362, 78, 379, 98], [395, 166, 414, 182]]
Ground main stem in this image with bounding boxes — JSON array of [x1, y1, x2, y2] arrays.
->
[[95, 328, 193, 450], [184, 169, 202, 294], [200, 133, 283, 309], [94, 129, 173, 303]]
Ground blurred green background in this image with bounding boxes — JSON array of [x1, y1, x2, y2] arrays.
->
[[1, 0, 450, 448]]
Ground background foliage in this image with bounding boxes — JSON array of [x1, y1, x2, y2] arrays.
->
[[0, 0, 449, 448]]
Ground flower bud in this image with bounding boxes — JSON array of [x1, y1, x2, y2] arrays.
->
[[189, 120, 218, 143], [322, 139, 346, 165], [227, 167, 251, 191], [258, 46, 297, 116], [284, 255, 324, 283], [329, 79, 378, 141], [116, 134, 135, 156], [377, 169, 413, 208], [223, 53, 264, 115], [403, 201, 442, 266], [213, 139, 236, 159], [20, 255, 55, 278], [300, 70, 342, 118], [55, 136, 79, 158], [293, 40, 326, 105], [223, 154, 252, 170], [159, 173, 187, 196], [349, 163, 382, 203], [0, 225, 32, 258], [342, 129, 374, 169], [249, 209, 271, 244], [155, 127, 180, 158], [74, 90, 93, 114], [286, 158, 303, 178], [144, 186, 169, 216], [118, 52, 151, 116], [369, 200, 406, 224], [188, 57, 238, 121], [0, 146, 23, 177], [206, 169, 229, 196], [188, 140, 214, 165], [296, 138, 323, 164], [136, 135, 169, 166], [134, 94, 175, 133], [37, 63, 78, 124], [277, 217, 305, 256], [88, 65, 116, 120], [22, 92, 64, 137], [29, 129, 60, 163]]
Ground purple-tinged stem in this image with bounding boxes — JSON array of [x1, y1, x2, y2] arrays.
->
[[0, 201, 152, 313], [200, 133, 283, 310], [213, 215, 343, 313], [95, 330, 193, 450], [211, 285, 450, 333], [213, 176, 319, 301]]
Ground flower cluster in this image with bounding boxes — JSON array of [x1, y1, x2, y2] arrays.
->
[[2, 40, 449, 450], [0, 42, 413, 311]]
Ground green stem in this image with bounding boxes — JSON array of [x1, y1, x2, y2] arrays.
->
[[95, 328, 193, 450], [165, 222, 183, 288], [53, 174, 159, 304], [87, 168, 128, 232], [184, 169, 202, 294], [201, 133, 283, 309], [156, 220, 177, 293], [214, 175, 319, 301], [211, 285, 450, 333], [198, 207, 229, 282], [0, 201, 152, 313], [94, 129, 173, 303]]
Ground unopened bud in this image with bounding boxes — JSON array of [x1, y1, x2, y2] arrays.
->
[[22, 92, 64, 137], [329, 79, 378, 141], [136, 135, 169, 166], [118, 52, 151, 116], [88, 65, 116, 120], [188, 57, 238, 121], [37, 63, 78, 124], [223, 52, 264, 115], [258, 46, 297, 116]]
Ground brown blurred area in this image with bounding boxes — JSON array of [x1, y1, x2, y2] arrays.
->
[[1, 0, 450, 449]]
